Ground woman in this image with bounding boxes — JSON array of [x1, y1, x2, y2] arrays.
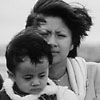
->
[[25, 0, 100, 100]]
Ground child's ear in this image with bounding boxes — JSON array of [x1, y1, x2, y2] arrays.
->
[[7, 71, 15, 82]]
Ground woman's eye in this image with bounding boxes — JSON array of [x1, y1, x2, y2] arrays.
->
[[40, 33, 49, 38], [57, 34, 66, 38], [56, 31, 66, 38]]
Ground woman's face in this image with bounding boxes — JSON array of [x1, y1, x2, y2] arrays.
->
[[39, 17, 73, 64]]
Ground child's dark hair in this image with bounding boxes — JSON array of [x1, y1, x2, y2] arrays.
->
[[5, 27, 52, 74], [25, 0, 93, 58]]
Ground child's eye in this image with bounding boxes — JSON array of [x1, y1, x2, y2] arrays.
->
[[24, 76, 32, 80], [39, 74, 45, 79]]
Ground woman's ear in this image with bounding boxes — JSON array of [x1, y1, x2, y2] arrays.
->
[[7, 71, 15, 82], [70, 44, 73, 51]]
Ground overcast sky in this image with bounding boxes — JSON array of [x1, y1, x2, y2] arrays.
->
[[0, 0, 100, 45]]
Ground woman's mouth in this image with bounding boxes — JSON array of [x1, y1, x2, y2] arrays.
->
[[52, 51, 59, 56]]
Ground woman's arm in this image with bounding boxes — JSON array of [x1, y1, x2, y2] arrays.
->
[[85, 62, 100, 100], [94, 63, 100, 100]]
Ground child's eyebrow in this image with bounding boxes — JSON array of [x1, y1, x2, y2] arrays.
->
[[24, 74, 33, 77], [39, 72, 46, 74]]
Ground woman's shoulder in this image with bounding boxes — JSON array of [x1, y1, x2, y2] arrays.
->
[[86, 61, 100, 72], [75, 57, 100, 76], [86, 61, 100, 87], [68, 57, 86, 65], [75, 57, 86, 62], [74, 57, 100, 72], [67, 57, 87, 79], [68, 57, 86, 66], [86, 62, 100, 99], [87, 62, 100, 79]]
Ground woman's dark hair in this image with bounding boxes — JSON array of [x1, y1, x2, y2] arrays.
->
[[0, 74, 3, 90], [5, 27, 52, 73], [25, 0, 93, 58]]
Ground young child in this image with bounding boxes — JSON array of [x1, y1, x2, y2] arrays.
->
[[0, 27, 77, 100]]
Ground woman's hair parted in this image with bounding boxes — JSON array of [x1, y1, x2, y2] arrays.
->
[[25, 0, 93, 58]]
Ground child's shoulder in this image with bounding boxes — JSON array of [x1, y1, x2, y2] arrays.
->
[[0, 89, 11, 100]]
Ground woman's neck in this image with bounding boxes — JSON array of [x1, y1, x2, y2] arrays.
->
[[49, 59, 67, 80]]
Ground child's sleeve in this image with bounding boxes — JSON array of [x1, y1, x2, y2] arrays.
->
[[56, 86, 78, 100]]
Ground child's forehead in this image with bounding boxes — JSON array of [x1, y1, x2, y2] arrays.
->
[[16, 57, 49, 73], [21, 56, 48, 63]]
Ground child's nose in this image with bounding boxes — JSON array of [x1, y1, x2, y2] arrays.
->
[[31, 79, 40, 87]]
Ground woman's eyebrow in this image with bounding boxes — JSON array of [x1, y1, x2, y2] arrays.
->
[[39, 28, 52, 34]]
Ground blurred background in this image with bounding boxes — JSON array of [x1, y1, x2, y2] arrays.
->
[[0, 0, 100, 80]]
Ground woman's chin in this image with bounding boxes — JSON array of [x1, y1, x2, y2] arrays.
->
[[52, 56, 66, 65], [52, 56, 61, 64]]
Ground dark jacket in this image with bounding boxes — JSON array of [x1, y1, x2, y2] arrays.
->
[[0, 90, 11, 100]]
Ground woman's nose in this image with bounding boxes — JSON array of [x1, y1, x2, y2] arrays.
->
[[48, 35, 57, 47]]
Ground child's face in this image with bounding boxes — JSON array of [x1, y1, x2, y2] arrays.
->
[[13, 57, 49, 95]]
